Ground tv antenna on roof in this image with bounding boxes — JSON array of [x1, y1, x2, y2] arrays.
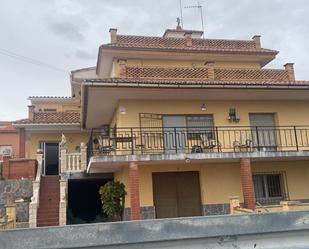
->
[[185, 1, 205, 38], [179, 0, 184, 28]]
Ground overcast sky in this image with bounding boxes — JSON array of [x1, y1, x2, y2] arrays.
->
[[0, 0, 308, 120]]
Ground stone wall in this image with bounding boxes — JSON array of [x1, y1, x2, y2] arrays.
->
[[123, 205, 230, 220], [123, 206, 156, 221], [202, 204, 230, 216], [1, 211, 309, 249], [0, 179, 32, 223]]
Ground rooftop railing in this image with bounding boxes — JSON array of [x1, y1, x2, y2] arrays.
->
[[87, 126, 309, 157]]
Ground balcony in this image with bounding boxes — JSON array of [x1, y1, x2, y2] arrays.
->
[[87, 125, 309, 158]]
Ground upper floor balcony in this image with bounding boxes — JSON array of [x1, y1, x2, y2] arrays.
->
[[87, 125, 309, 159]]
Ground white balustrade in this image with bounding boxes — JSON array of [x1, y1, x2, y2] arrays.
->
[[29, 150, 43, 228], [60, 142, 87, 173], [59, 179, 67, 226]]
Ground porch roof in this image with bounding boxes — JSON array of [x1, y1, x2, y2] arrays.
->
[[87, 151, 309, 174], [81, 81, 309, 128]]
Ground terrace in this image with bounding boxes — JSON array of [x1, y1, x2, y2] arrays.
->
[[87, 125, 309, 157]]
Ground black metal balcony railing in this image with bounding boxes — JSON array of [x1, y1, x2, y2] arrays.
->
[[87, 126, 309, 157]]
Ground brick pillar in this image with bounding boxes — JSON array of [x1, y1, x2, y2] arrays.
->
[[129, 161, 140, 220], [80, 142, 87, 171], [205, 61, 215, 81], [19, 128, 26, 158], [240, 158, 255, 210], [185, 32, 193, 47], [284, 63, 295, 82], [2, 156, 10, 179], [109, 28, 118, 43], [252, 35, 261, 49], [118, 59, 127, 78]]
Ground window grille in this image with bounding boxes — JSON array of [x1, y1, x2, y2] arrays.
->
[[253, 172, 288, 205]]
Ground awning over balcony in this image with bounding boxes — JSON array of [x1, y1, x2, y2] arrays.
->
[[81, 81, 309, 129]]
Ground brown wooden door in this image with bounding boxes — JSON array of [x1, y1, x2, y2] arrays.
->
[[153, 171, 201, 219]]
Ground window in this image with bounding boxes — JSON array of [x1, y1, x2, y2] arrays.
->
[[186, 115, 214, 140], [0, 145, 12, 156], [253, 172, 286, 204], [249, 113, 277, 151]]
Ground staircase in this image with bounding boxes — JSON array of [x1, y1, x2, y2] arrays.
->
[[37, 176, 60, 227]]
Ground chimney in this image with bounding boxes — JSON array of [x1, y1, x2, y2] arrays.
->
[[109, 28, 118, 43], [118, 59, 127, 78], [252, 35, 261, 49], [185, 32, 193, 47], [28, 105, 35, 121], [284, 63, 295, 81], [205, 61, 215, 81]]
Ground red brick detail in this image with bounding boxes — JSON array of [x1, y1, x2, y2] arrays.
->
[[37, 176, 60, 227], [19, 128, 26, 158], [240, 158, 255, 210], [205, 61, 215, 81], [129, 161, 140, 220], [109, 28, 118, 43], [119, 60, 127, 78], [284, 63, 295, 82], [2, 156, 10, 179], [185, 33, 193, 47], [1, 157, 37, 180]]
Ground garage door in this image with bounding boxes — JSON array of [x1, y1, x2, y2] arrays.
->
[[153, 171, 202, 218]]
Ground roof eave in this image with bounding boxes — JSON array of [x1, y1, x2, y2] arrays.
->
[[83, 79, 309, 90], [13, 123, 81, 131], [100, 45, 279, 56]]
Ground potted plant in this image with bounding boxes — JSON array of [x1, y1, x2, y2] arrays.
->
[[99, 181, 127, 221]]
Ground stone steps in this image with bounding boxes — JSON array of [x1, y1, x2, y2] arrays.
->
[[37, 176, 60, 227]]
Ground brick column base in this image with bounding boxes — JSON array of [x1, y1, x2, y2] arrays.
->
[[19, 128, 26, 158], [2, 156, 11, 179], [129, 161, 140, 220], [240, 158, 255, 210]]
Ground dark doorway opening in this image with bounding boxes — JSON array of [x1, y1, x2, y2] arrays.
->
[[45, 142, 59, 175], [67, 177, 112, 224]]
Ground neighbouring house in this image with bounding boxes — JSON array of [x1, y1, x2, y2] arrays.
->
[[0, 121, 25, 159], [12, 24, 309, 227], [0, 122, 35, 229]]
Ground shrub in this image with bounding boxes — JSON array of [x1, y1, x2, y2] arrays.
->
[[99, 181, 127, 221]]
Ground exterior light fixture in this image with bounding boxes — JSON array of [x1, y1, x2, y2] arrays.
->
[[119, 106, 126, 114], [201, 104, 207, 111]]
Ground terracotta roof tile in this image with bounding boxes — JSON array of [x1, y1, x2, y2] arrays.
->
[[28, 96, 73, 99], [104, 35, 278, 54], [0, 122, 17, 133], [126, 67, 209, 80], [214, 68, 289, 82], [86, 78, 309, 87], [125, 66, 290, 82], [14, 112, 80, 124]]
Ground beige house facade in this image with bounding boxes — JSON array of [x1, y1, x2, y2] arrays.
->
[[14, 25, 309, 225]]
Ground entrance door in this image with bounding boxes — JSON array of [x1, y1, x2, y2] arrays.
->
[[153, 171, 202, 218], [249, 113, 277, 151], [163, 116, 186, 154], [44, 142, 59, 175]]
